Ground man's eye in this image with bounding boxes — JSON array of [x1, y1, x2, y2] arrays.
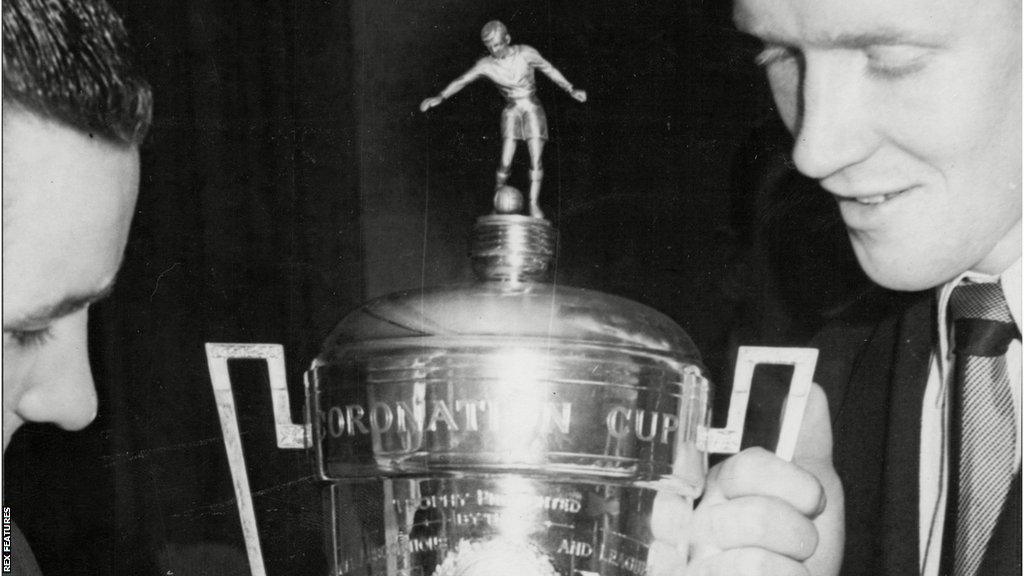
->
[[754, 45, 799, 68], [865, 45, 933, 79], [4, 327, 54, 348]]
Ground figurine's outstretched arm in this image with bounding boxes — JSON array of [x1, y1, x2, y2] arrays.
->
[[522, 46, 587, 103], [420, 63, 484, 112]]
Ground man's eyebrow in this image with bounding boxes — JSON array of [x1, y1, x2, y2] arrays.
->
[[821, 30, 944, 49], [5, 281, 118, 327], [735, 21, 943, 50]]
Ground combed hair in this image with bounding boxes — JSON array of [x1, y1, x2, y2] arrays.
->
[[2, 0, 153, 146]]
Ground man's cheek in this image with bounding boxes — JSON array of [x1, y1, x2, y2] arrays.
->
[[2, 346, 35, 396]]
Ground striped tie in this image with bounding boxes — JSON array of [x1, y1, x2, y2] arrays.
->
[[948, 282, 1020, 576]]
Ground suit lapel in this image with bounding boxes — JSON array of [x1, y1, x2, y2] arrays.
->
[[880, 293, 935, 575]]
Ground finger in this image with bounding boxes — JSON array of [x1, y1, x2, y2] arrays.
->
[[650, 490, 694, 551], [705, 447, 825, 517], [646, 540, 688, 576], [793, 383, 834, 466], [687, 547, 810, 576], [691, 495, 819, 561]]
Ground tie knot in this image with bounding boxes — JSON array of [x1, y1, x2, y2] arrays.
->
[[949, 282, 1014, 322], [949, 282, 1019, 356]]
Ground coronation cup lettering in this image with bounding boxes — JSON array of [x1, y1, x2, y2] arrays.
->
[[320, 398, 681, 448]]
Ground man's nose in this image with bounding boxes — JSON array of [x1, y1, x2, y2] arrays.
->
[[791, 55, 878, 180], [16, 311, 99, 431]]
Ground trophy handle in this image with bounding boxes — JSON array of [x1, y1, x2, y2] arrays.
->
[[204, 343, 311, 576], [704, 346, 818, 462]]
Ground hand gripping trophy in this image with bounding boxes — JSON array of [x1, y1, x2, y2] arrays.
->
[[420, 20, 587, 220]]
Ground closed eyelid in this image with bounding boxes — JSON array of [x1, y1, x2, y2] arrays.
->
[[865, 44, 934, 60], [862, 46, 934, 78], [4, 326, 55, 348]]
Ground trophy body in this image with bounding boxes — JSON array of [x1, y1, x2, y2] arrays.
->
[[207, 215, 816, 576]]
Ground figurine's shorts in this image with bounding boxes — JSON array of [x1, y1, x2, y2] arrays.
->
[[501, 96, 548, 141]]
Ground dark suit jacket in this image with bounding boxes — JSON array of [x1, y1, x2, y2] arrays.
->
[[811, 291, 1021, 575]]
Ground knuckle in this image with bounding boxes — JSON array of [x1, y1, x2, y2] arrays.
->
[[788, 471, 825, 516], [718, 447, 769, 484], [705, 498, 768, 549], [796, 526, 819, 560], [716, 496, 819, 559], [806, 481, 827, 516]]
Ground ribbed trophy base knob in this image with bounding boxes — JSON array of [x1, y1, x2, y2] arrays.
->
[[471, 215, 557, 284]]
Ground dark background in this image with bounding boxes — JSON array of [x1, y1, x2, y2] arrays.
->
[[4, 1, 868, 574]]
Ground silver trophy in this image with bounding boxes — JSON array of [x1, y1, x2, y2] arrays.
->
[[206, 200, 816, 576]]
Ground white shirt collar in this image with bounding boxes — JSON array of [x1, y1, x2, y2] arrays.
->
[[1002, 257, 1022, 330], [936, 258, 1023, 377]]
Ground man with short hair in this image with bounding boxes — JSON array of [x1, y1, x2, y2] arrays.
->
[[420, 20, 587, 220], [3, 0, 153, 572], [655, 0, 1020, 574]]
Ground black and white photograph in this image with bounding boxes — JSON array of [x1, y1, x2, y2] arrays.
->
[[3, 0, 1020, 575]]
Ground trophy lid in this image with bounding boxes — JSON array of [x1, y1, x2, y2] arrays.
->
[[308, 196, 710, 485], [317, 214, 702, 368]]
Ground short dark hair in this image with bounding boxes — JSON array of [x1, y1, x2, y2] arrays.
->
[[2, 0, 153, 147], [481, 20, 508, 42]]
